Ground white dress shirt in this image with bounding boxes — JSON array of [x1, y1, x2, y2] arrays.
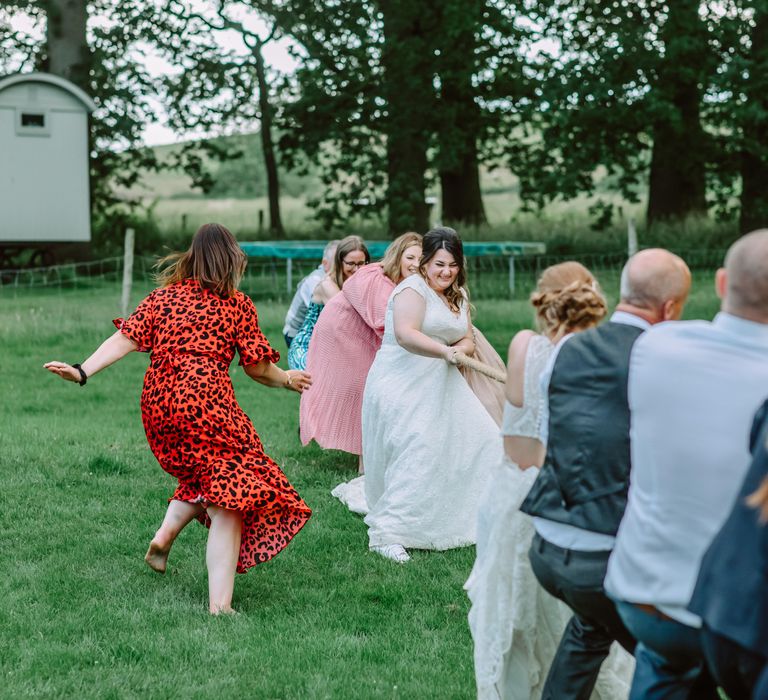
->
[[282, 266, 325, 338], [533, 311, 651, 551], [605, 312, 768, 627]]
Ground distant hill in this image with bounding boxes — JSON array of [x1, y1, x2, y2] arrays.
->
[[118, 131, 321, 202], [120, 130, 521, 204]]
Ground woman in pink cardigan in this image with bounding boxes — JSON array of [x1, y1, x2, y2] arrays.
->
[[300, 233, 423, 472]]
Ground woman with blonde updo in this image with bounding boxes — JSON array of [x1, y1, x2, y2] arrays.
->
[[466, 262, 634, 699]]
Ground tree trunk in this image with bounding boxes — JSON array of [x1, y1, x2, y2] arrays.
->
[[646, 0, 709, 225], [44, 0, 94, 223], [381, 1, 434, 235], [434, 0, 486, 227], [253, 40, 284, 238], [740, 7, 768, 234], [44, 0, 90, 90]]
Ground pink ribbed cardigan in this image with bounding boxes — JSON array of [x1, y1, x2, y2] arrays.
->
[[299, 264, 394, 455]]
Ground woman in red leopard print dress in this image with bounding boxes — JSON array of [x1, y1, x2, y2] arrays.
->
[[45, 224, 312, 614]]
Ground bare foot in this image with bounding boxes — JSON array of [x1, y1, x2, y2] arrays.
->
[[144, 540, 171, 574], [210, 605, 238, 616]]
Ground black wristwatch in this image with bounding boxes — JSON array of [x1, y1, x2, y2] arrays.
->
[[72, 363, 88, 386]]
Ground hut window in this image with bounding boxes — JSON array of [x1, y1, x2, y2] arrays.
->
[[16, 109, 50, 136], [21, 112, 45, 128]]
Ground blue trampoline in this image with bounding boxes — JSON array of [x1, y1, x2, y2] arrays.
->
[[240, 240, 546, 293]]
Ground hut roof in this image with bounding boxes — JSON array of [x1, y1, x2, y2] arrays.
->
[[0, 72, 96, 112]]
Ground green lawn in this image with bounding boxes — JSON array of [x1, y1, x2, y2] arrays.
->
[[0, 272, 721, 698]]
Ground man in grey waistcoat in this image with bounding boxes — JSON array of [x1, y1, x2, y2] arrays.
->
[[520, 248, 692, 700]]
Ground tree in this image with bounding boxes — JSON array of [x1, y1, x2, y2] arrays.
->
[[0, 2, 46, 72], [44, 0, 90, 86], [272, 0, 502, 234], [432, 0, 486, 226], [707, 0, 768, 233], [739, 4, 768, 232], [513, 0, 718, 226], [645, 0, 711, 223], [162, 0, 286, 236], [380, 0, 434, 233], [272, 0, 390, 229]]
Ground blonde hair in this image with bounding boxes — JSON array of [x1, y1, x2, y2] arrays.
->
[[156, 223, 246, 297], [380, 232, 423, 283], [332, 235, 370, 289], [530, 261, 608, 336]]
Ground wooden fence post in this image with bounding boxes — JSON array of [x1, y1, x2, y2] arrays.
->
[[121, 228, 135, 319], [627, 218, 638, 257]]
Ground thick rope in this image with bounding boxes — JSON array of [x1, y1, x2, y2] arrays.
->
[[454, 352, 507, 383]]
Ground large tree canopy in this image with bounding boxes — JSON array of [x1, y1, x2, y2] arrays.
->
[[2, 0, 767, 237]]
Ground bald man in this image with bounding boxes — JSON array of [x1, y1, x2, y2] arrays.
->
[[521, 249, 691, 700], [605, 230, 768, 699]]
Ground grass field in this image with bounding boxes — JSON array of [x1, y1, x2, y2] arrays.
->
[[0, 270, 721, 698]]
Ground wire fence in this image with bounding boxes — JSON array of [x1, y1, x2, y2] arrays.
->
[[0, 248, 727, 301]]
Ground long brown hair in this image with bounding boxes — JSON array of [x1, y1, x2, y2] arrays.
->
[[530, 262, 608, 338], [419, 227, 466, 313], [380, 232, 423, 283], [332, 235, 370, 289], [156, 223, 246, 297]]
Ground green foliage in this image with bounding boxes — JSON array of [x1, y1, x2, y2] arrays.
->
[[507, 0, 768, 229], [91, 205, 188, 258], [4, 1, 768, 238], [274, 0, 533, 232], [274, 0, 389, 228]]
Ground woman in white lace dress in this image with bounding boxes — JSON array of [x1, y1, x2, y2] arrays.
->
[[465, 262, 635, 699], [360, 227, 505, 563]]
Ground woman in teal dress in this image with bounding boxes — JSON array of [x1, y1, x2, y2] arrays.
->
[[288, 235, 369, 370]]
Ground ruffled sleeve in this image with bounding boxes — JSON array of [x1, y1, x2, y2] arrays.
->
[[113, 291, 156, 353], [236, 294, 280, 367], [343, 264, 395, 338]]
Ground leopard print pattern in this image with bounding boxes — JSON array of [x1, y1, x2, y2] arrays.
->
[[116, 278, 311, 573]]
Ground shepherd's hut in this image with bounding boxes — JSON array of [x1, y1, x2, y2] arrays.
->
[[0, 72, 95, 264]]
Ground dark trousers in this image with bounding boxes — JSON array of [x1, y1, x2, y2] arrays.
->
[[615, 601, 719, 700], [529, 533, 636, 700], [700, 626, 767, 700]]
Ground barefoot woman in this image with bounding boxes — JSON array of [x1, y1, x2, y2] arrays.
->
[[44, 223, 312, 614]]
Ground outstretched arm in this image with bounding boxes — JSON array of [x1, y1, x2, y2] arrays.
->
[[243, 361, 312, 393], [44, 331, 138, 383]]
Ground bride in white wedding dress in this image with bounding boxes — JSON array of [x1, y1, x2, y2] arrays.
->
[[465, 261, 634, 700], [341, 227, 504, 563]]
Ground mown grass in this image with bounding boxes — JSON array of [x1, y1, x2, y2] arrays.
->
[[0, 271, 721, 698]]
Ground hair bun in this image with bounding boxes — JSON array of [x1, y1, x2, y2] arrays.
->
[[530, 279, 608, 334]]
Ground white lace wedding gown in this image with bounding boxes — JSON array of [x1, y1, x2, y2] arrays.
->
[[465, 334, 634, 699], [342, 273, 503, 550]]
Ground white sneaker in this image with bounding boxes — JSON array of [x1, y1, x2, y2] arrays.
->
[[371, 544, 410, 563]]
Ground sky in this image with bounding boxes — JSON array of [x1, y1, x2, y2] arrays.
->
[[8, 5, 299, 146]]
